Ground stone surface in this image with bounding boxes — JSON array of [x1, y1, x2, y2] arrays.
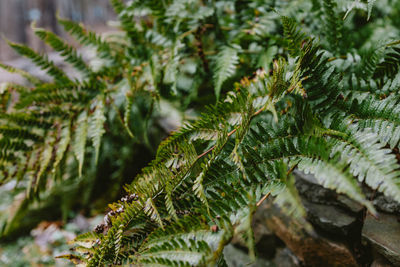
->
[[372, 195, 400, 215], [370, 256, 394, 267], [293, 170, 319, 184], [231, 201, 280, 260], [263, 202, 359, 267], [223, 244, 274, 267], [362, 213, 400, 266], [294, 170, 364, 215], [273, 248, 300, 267], [336, 195, 364, 214], [302, 199, 358, 237]]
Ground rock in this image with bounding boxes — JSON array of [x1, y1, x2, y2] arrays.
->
[[336, 195, 364, 214], [223, 244, 274, 267], [373, 195, 400, 215], [255, 234, 280, 260], [231, 201, 280, 259], [302, 199, 358, 237], [263, 202, 359, 267], [273, 248, 301, 267], [295, 170, 364, 215], [293, 170, 319, 184], [295, 175, 336, 203], [370, 256, 394, 267], [362, 213, 400, 266]]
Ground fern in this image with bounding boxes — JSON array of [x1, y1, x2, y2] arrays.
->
[[88, 97, 106, 163], [0, 63, 41, 85], [281, 16, 307, 57], [322, 0, 343, 53], [213, 46, 240, 100], [2, 0, 400, 265], [367, 0, 376, 20], [33, 26, 92, 77], [6, 41, 70, 83], [73, 111, 89, 177]]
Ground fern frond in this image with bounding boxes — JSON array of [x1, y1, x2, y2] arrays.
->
[[73, 111, 89, 177], [57, 18, 114, 62], [34, 135, 55, 192], [33, 27, 91, 77], [0, 62, 41, 85], [247, 124, 374, 213], [110, 0, 138, 43], [144, 198, 164, 229], [52, 122, 71, 172], [123, 95, 134, 138], [6, 41, 69, 83], [323, 0, 343, 52], [367, 0, 376, 20], [373, 45, 400, 83], [213, 46, 240, 100], [328, 120, 400, 203], [89, 97, 106, 163], [281, 16, 307, 57], [357, 44, 385, 80]]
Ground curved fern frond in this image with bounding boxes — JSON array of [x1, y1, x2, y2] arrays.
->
[[6, 40, 70, 83], [57, 18, 114, 62], [281, 16, 307, 57], [33, 26, 92, 77], [0, 62, 41, 85], [73, 111, 89, 177], [89, 97, 106, 163], [213, 46, 240, 100]]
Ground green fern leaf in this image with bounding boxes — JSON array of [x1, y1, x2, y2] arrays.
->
[[6, 40, 69, 83], [33, 26, 91, 77], [213, 46, 240, 100], [34, 135, 55, 192], [57, 17, 114, 62], [323, 0, 343, 52], [281, 16, 307, 57], [123, 95, 134, 138], [73, 111, 89, 177], [367, 0, 376, 20], [52, 122, 71, 172], [144, 198, 164, 229], [298, 157, 375, 214], [89, 97, 106, 163], [0, 62, 41, 85]]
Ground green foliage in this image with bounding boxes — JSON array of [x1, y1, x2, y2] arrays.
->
[[213, 46, 240, 100], [2, 0, 400, 266]]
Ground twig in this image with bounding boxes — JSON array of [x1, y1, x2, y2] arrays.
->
[[286, 163, 298, 176], [256, 192, 271, 207], [327, 55, 347, 62], [196, 128, 237, 159]]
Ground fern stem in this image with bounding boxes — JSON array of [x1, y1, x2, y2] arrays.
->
[[196, 105, 266, 160], [327, 55, 347, 62], [256, 192, 270, 207]]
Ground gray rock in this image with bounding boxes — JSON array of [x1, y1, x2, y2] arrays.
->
[[373, 195, 400, 215], [294, 170, 364, 215], [362, 213, 400, 266], [223, 244, 275, 267], [273, 248, 300, 267], [303, 199, 358, 237], [293, 170, 319, 184], [370, 256, 394, 267], [261, 202, 359, 267], [294, 171, 336, 204], [336, 195, 364, 214], [231, 202, 278, 260]]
